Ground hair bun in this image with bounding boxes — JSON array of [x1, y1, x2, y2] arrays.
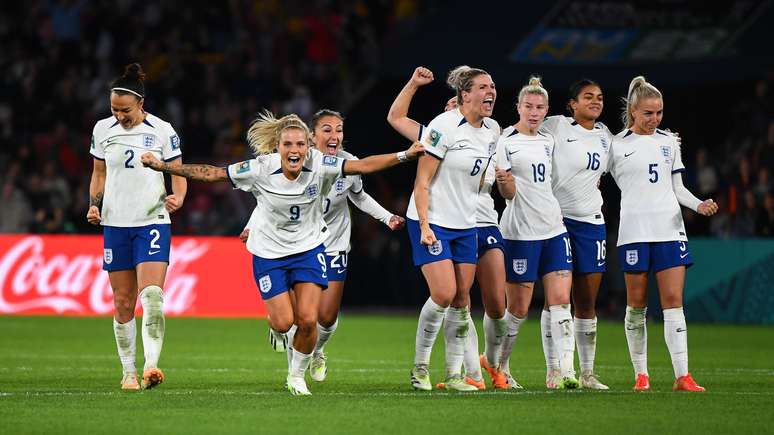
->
[[527, 75, 543, 88], [124, 63, 146, 81]]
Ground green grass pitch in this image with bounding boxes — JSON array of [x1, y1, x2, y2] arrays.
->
[[1, 315, 772, 434]]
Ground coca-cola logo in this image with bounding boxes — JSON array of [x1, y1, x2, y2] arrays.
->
[[0, 236, 208, 315]]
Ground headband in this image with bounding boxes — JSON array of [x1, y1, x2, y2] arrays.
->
[[111, 87, 144, 99]]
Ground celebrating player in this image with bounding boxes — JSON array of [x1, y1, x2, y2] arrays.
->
[[141, 111, 423, 395], [537, 80, 613, 389], [387, 67, 515, 389], [87, 63, 187, 390], [496, 76, 579, 389], [405, 65, 503, 391], [610, 76, 717, 392]]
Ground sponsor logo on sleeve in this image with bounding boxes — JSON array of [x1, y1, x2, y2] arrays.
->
[[513, 259, 527, 275], [427, 129, 442, 147], [626, 250, 639, 265], [236, 161, 251, 174], [170, 135, 180, 150], [322, 155, 338, 166]]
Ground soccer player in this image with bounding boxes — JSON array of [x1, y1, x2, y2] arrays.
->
[[140, 111, 423, 395], [537, 80, 613, 389], [405, 65, 504, 391], [87, 63, 187, 390], [387, 67, 515, 390], [496, 76, 579, 389], [610, 76, 717, 392]]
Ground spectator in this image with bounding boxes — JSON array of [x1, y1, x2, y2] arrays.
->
[[0, 181, 32, 233]]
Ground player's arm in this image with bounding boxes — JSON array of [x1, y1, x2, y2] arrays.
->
[[348, 188, 404, 230], [342, 141, 425, 175], [495, 165, 516, 199], [672, 172, 717, 216], [164, 157, 188, 213], [387, 67, 433, 141], [414, 154, 441, 245], [87, 158, 106, 225], [140, 153, 227, 182]]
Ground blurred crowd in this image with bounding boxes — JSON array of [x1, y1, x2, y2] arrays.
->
[[0, 0, 422, 235], [0, 1, 772, 240]]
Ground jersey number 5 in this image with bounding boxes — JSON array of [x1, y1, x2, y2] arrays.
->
[[648, 163, 658, 183]]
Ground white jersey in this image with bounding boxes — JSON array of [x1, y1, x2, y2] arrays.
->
[[541, 115, 613, 224], [228, 149, 345, 259], [475, 140, 506, 227], [610, 128, 687, 246], [90, 113, 182, 227], [321, 150, 392, 254], [407, 109, 500, 229], [496, 126, 565, 240]]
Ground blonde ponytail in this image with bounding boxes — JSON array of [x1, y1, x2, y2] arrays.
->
[[517, 75, 549, 104], [621, 76, 662, 129], [246, 110, 311, 156]]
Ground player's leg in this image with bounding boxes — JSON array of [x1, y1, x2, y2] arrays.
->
[[264, 291, 302, 393], [109, 269, 140, 390], [573, 272, 607, 389], [543, 269, 577, 389], [476, 246, 508, 388], [438, 262, 478, 391], [311, 273, 345, 382], [539, 300, 560, 388], [620, 242, 651, 391]]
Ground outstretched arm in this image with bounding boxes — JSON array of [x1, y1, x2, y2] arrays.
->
[[141, 153, 228, 182], [387, 67, 433, 141], [348, 188, 404, 229], [672, 172, 717, 216], [343, 141, 425, 175]]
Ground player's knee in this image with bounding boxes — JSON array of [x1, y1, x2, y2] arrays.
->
[[318, 313, 338, 328], [140, 285, 164, 307], [294, 312, 318, 334]]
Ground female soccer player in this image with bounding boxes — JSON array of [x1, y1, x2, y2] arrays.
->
[[537, 80, 613, 389], [306, 109, 405, 382], [141, 112, 423, 395], [610, 76, 717, 392], [387, 67, 515, 390], [496, 76, 579, 389], [405, 65, 506, 391], [87, 63, 187, 390]]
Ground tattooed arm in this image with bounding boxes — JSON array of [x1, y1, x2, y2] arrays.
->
[[87, 158, 106, 225], [141, 153, 228, 182]]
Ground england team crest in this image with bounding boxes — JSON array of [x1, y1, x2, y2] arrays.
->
[[488, 141, 496, 156], [143, 134, 155, 148], [513, 259, 527, 275], [335, 178, 345, 194], [307, 183, 319, 198], [544, 145, 551, 157], [626, 250, 639, 265], [103, 248, 113, 265], [600, 137, 609, 151], [427, 241, 443, 256], [259, 275, 272, 293]]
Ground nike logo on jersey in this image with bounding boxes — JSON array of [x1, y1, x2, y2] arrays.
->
[[148, 250, 160, 255], [509, 150, 521, 155], [624, 151, 636, 157], [680, 253, 690, 259], [567, 138, 578, 142]]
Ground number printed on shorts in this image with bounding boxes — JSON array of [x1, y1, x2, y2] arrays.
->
[[317, 253, 327, 279], [595, 240, 606, 261], [330, 254, 348, 270], [149, 229, 161, 249], [563, 236, 572, 257]]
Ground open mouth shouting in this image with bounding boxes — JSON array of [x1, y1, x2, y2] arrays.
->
[[325, 142, 339, 155], [483, 96, 495, 113]]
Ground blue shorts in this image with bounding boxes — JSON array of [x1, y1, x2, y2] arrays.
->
[[563, 218, 607, 274], [325, 252, 348, 282], [618, 241, 694, 273], [252, 244, 328, 300], [102, 224, 171, 272], [477, 226, 505, 258], [504, 233, 573, 282], [407, 219, 477, 266]]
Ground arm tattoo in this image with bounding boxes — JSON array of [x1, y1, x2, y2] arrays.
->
[[160, 162, 226, 182], [89, 192, 103, 209]]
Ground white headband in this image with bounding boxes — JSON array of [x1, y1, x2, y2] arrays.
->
[[111, 87, 143, 99]]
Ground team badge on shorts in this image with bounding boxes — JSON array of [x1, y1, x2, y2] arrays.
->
[[103, 249, 113, 265], [513, 259, 527, 275], [143, 134, 155, 148], [626, 250, 639, 265], [428, 241, 443, 256], [258, 275, 272, 293], [307, 183, 319, 198]]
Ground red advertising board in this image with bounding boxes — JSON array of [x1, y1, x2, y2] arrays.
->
[[0, 235, 266, 317]]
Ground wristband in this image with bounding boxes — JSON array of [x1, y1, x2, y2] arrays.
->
[[397, 151, 408, 162]]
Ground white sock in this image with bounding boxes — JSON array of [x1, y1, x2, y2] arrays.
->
[[414, 297, 448, 366], [314, 318, 338, 356], [574, 316, 597, 373], [549, 305, 575, 378], [140, 285, 165, 370], [663, 307, 689, 378], [462, 313, 482, 381], [483, 313, 506, 367], [625, 306, 648, 377], [286, 324, 298, 368], [290, 348, 312, 378], [540, 310, 559, 371], [113, 317, 137, 375], [498, 311, 525, 372], [444, 306, 470, 377]]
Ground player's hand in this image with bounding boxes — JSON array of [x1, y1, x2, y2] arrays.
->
[[86, 205, 101, 225], [239, 228, 250, 243], [410, 67, 434, 87], [419, 224, 437, 246], [444, 96, 458, 112], [165, 194, 183, 213], [140, 152, 163, 170], [697, 199, 718, 216], [405, 141, 426, 160], [495, 166, 513, 185], [387, 215, 405, 230]]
